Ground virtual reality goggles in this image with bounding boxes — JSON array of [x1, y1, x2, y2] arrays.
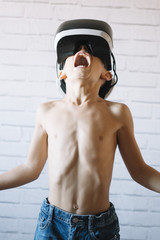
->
[[54, 19, 118, 99]]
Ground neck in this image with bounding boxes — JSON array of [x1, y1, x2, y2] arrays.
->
[[64, 79, 102, 106]]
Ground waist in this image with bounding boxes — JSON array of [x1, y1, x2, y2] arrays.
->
[[41, 198, 117, 226]]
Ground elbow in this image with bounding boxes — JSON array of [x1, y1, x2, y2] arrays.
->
[[32, 172, 39, 181], [129, 164, 147, 184], [24, 163, 40, 183], [130, 163, 150, 186]]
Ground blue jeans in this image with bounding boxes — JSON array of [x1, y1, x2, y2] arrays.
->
[[34, 198, 120, 240]]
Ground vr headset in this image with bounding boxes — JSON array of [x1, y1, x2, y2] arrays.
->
[[54, 19, 118, 99]]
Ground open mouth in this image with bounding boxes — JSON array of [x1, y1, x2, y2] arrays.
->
[[74, 51, 91, 68]]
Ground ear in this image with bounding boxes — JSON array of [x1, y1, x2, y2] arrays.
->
[[100, 71, 112, 81], [59, 70, 67, 80]]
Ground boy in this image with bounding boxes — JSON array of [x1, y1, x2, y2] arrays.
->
[[0, 19, 160, 240]]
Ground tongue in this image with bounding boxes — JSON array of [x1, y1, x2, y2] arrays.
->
[[75, 56, 88, 67]]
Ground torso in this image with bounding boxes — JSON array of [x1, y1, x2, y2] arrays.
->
[[41, 98, 123, 214]]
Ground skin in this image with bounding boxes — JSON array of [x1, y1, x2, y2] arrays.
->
[[0, 46, 160, 215]]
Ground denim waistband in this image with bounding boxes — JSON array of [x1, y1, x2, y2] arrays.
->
[[40, 198, 117, 227]]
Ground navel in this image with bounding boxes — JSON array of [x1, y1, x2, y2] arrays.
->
[[99, 136, 103, 141], [73, 203, 79, 210]]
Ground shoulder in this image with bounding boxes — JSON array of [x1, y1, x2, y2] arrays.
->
[[105, 100, 134, 129], [36, 101, 55, 114], [35, 101, 58, 127]]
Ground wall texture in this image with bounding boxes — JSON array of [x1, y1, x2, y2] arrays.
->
[[0, 0, 160, 239]]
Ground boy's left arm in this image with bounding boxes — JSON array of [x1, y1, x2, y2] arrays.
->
[[117, 104, 160, 193]]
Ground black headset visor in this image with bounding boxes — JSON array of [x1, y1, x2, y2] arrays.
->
[[57, 35, 112, 70]]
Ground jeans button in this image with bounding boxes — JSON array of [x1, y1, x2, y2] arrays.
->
[[72, 217, 79, 223]]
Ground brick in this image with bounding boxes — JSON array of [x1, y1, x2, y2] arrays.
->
[[134, 0, 160, 10], [0, 50, 55, 67], [134, 133, 148, 149], [120, 225, 147, 240], [0, 35, 27, 50], [109, 9, 160, 25], [134, 119, 160, 134], [0, 126, 21, 141], [27, 35, 54, 51], [148, 227, 160, 239], [0, 142, 29, 156], [117, 71, 157, 87], [19, 189, 47, 204], [111, 195, 149, 211], [0, 50, 26, 66], [127, 56, 160, 73], [20, 219, 37, 234], [115, 55, 127, 71], [110, 178, 151, 197], [153, 104, 160, 119], [21, 127, 34, 142], [50, 0, 77, 4], [81, 0, 131, 8], [142, 150, 160, 166], [149, 135, 160, 150], [129, 103, 152, 119], [27, 19, 57, 35], [0, 2, 24, 17], [132, 25, 159, 41], [149, 197, 160, 212], [118, 210, 150, 226], [0, 189, 20, 203], [27, 66, 56, 82], [24, 3, 53, 19], [147, 212, 160, 227], [45, 82, 63, 99], [0, 156, 18, 170], [0, 233, 28, 240], [0, 65, 26, 81], [0, 97, 25, 111], [0, 111, 35, 126], [1, 19, 29, 35], [0, 218, 19, 232], [130, 89, 160, 103], [0, 202, 39, 219], [114, 40, 158, 57], [108, 86, 129, 102], [24, 97, 46, 112], [55, 5, 111, 21], [113, 24, 132, 41]]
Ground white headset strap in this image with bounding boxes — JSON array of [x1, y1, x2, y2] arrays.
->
[[54, 28, 113, 50]]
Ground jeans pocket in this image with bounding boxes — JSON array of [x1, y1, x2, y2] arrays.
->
[[110, 233, 120, 240], [91, 231, 120, 240], [38, 209, 51, 230], [92, 217, 120, 240]]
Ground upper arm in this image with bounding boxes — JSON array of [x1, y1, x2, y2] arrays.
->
[[117, 104, 145, 180], [25, 104, 48, 178]]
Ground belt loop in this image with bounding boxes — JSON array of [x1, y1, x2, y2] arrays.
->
[[88, 215, 94, 232], [48, 204, 54, 221]]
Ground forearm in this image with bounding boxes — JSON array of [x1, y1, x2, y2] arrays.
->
[[0, 164, 38, 190], [133, 163, 160, 193]]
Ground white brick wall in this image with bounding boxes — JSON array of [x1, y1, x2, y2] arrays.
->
[[0, 0, 160, 239]]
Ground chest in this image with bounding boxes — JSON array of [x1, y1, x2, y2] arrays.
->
[[44, 106, 119, 145]]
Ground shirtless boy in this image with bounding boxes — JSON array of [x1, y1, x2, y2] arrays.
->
[[0, 19, 160, 240]]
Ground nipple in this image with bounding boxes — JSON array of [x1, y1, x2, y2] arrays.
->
[[73, 203, 79, 210]]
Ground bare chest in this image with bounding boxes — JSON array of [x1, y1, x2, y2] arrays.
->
[[45, 106, 119, 152]]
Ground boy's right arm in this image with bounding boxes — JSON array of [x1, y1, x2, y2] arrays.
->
[[0, 105, 48, 190]]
